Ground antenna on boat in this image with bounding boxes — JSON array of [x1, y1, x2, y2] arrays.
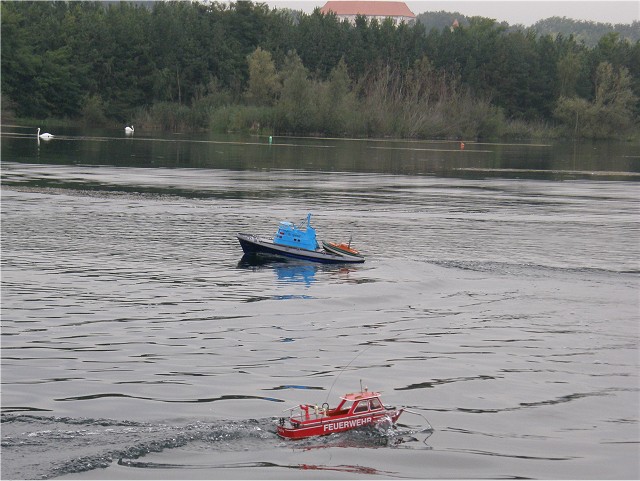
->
[[324, 345, 373, 405]]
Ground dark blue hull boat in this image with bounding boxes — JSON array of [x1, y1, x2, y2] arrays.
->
[[237, 233, 365, 264], [237, 213, 365, 264]]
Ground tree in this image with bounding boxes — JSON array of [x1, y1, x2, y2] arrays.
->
[[245, 47, 280, 106], [276, 51, 315, 132], [555, 61, 637, 137], [345, 15, 379, 80], [1, 3, 37, 115], [592, 62, 637, 135], [317, 57, 355, 134], [296, 9, 347, 79], [557, 49, 584, 98]]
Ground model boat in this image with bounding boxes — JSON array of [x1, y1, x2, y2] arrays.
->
[[237, 213, 365, 264], [277, 387, 402, 439]]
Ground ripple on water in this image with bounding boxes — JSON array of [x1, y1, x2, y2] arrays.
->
[[1, 165, 638, 479]]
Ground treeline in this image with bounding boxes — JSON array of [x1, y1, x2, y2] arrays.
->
[[1, 1, 638, 139]]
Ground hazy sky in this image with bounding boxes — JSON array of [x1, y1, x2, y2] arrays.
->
[[262, 1, 640, 26]]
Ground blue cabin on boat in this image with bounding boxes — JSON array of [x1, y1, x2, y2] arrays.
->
[[273, 213, 319, 251]]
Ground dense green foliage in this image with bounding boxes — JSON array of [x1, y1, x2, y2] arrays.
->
[[2, 1, 638, 139]]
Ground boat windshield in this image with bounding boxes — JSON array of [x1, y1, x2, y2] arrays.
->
[[354, 400, 369, 413]]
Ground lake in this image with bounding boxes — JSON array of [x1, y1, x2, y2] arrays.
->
[[1, 126, 639, 479]]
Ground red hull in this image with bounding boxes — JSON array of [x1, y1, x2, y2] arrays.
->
[[278, 409, 402, 439], [277, 390, 402, 439]]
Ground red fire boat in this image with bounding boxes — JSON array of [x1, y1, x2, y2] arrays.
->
[[277, 388, 403, 439]]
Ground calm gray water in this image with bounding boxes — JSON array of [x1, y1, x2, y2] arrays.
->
[[2, 126, 639, 479]]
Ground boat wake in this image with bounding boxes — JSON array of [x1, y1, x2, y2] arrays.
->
[[1, 414, 273, 479], [278, 410, 434, 451], [376, 414, 435, 449], [1, 413, 431, 479]]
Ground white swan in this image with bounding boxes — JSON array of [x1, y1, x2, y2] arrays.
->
[[37, 128, 54, 140], [125, 125, 134, 134]]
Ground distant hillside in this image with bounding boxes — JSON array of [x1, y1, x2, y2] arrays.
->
[[416, 12, 639, 47], [532, 17, 640, 46]]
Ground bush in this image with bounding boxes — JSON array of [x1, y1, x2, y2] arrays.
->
[[503, 118, 559, 139], [1, 93, 17, 122], [146, 102, 192, 131], [80, 94, 108, 127], [209, 105, 275, 133]]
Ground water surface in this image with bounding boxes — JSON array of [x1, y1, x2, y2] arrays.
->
[[2, 127, 639, 479]]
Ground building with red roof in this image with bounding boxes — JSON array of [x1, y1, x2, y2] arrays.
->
[[320, 1, 416, 25]]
